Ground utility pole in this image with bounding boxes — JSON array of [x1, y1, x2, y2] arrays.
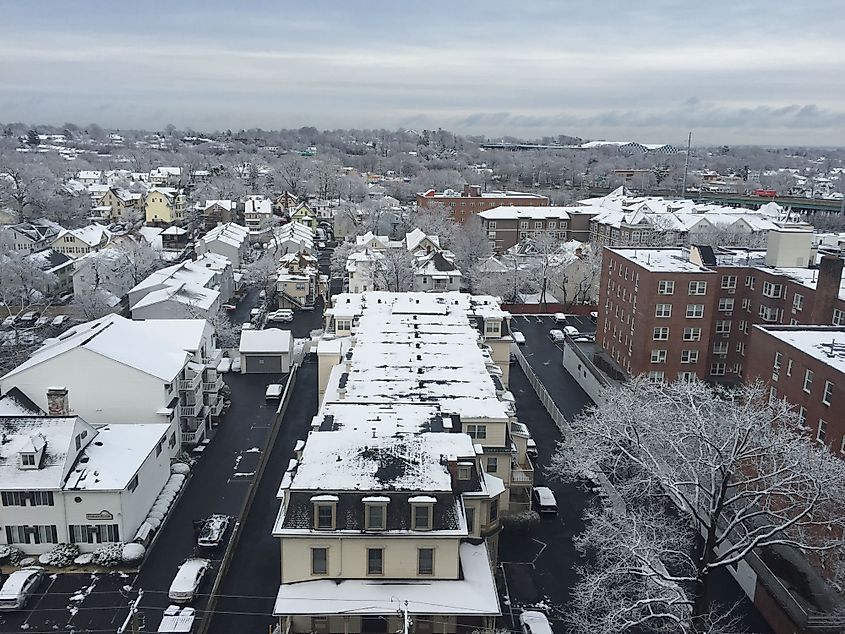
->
[[117, 589, 143, 634], [681, 131, 692, 199], [401, 600, 410, 634]]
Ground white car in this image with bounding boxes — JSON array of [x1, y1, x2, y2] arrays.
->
[[231, 357, 242, 372], [0, 567, 43, 611], [35, 315, 51, 327], [563, 325, 579, 337], [267, 309, 294, 323], [265, 384, 283, 399], [50, 315, 68, 327], [552, 312, 567, 324], [533, 486, 558, 514], [168, 558, 210, 603], [511, 331, 526, 345], [527, 438, 538, 459], [520, 610, 554, 634], [549, 329, 565, 343], [197, 514, 230, 548]]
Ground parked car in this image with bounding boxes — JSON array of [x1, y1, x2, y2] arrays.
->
[[549, 329, 565, 343], [231, 357, 242, 372], [511, 331, 526, 345], [197, 514, 230, 548], [532, 486, 558, 514], [216, 357, 232, 373], [267, 309, 294, 323], [563, 325, 579, 337], [265, 384, 284, 399], [249, 308, 261, 320], [50, 315, 68, 328], [520, 610, 554, 634], [527, 438, 538, 459], [222, 303, 237, 312], [552, 312, 567, 324], [0, 567, 44, 611], [241, 322, 253, 330], [18, 311, 36, 324], [158, 605, 196, 633], [35, 315, 51, 327], [589, 311, 598, 323], [168, 558, 210, 603]]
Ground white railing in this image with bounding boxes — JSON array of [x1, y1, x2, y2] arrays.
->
[[203, 377, 224, 393], [210, 398, 224, 417], [180, 404, 197, 417], [511, 467, 534, 485], [179, 372, 202, 392], [182, 419, 206, 444]]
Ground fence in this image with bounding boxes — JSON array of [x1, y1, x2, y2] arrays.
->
[[511, 343, 570, 434]]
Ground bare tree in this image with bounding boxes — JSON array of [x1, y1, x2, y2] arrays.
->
[[372, 247, 414, 292], [205, 307, 242, 349], [244, 251, 277, 293], [71, 288, 117, 320], [330, 240, 356, 280], [450, 215, 491, 278], [550, 378, 845, 633], [411, 203, 456, 247], [278, 156, 307, 197]]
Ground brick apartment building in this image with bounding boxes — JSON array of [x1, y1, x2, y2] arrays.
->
[[416, 184, 549, 223], [477, 206, 595, 253], [745, 325, 845, 455], [598, 229, 845, 383]]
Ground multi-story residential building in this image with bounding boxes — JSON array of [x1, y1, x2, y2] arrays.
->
[[51, 225, 112, 259], [413, 251, 463, 292], [0, 222, 61, 254], [267, 221, 314, 257], [273, 191, 299, 214], [128, 253, 234, 321], [148, 166, 182, 187], [598, 228, 845, 383], [195, 222, 250, 268], [290, 202, 319, 231], [276, 252, 322, 310], [477, 207, 575, 253], [202, 200, 237, 230], [25, 248, 75, 294], [745, 325, 845, 455], [244, 196, 273, 243], [416, 185, 549, 223], [95, 188, 144, 222], [0, 416, 171, 555], [145, 187, 186, 225]]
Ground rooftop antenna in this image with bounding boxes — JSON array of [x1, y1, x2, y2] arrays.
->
[[681, 131, 692, 199]]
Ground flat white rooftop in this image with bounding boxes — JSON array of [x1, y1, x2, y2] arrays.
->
[[756, 326, 845, 375]]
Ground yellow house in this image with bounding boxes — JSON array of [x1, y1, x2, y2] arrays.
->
[[96, 188, 144, 222], [290, 202, 318, 231], [145, 188, 186, 225]]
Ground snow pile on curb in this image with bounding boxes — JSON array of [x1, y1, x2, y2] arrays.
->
[[122, 543, 145, 563], [134, 468, 189, 544]]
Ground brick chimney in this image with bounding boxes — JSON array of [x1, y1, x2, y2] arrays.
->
[[445, 455, 458, 489], [810, 256, 844, 325], [46, 388, 69, 416], [462, 184, 481, 198]]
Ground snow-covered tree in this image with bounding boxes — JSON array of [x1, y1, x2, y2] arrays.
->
[[206, 307, 242, 349], [72, 288, 117, 320], [411, 203, 456, 247], [450, 216, 491, 278], [330, 240, 356, 280], [372, 247, 414, 292], [244, 251, 277, 292], [550, 378, 845, 634]]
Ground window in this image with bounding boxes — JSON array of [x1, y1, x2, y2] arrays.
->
[[1, 491, 54, 507], [336, 319, 352, 332], [682, 327, 701, 341], [786, 359, 793, 376], [678, 371, 697, 382], [413, 504, 433, 530], [715, 320, 731, 334], [823, 380, 833, 406], [534, 221, 543, 229], [650, 349, 667, 363], [647, 371, 665, 382], [833, 309, 845, 326], [418, 548, 434, 575], [367, 548, 384, 575], [128, 474, 139, 493], [68, 524, 119, 544], [803, 369, 814, 393], [745, 275, 755, 289], [759, 305, 780, 322], [488, 221, 497, 230], [681, 350, 699, 364], [458, 465, 471, 480], [315, 503, 335, 530], [710, 363, 726, 376], [466, 424, 487, 439], [20, 454, 35, 467], [489, 498, 499, 522], [485, 320, 500, 334], [793, 294, 804, 311], [465, 506, 475, 533], [365, 503, 386, 530], [818, 420, 828, 443], [798, 406, 807, 427], [655, 304, 672, 318], [718, 298, 734, 312], [742, 298, 750, 311], [548, 221, 556, 229], [773, 351, 782, 373], [653, 327, 670, 340], [169, 432, 176, 449], [686, 304, 704, 318], [688, 281, 707, 295], [311, 548, 328, 575], [5, 525, 58, 545], [762, 281, 783, 298], [519, 221, 529, 229], [736, 341, 746, 354], [713, 342, 728, 355], [721, 275, 737, 289], [486, 457, 498, 473], [657, 280, 675, 295]]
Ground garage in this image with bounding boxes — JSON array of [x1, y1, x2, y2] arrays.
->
[[238, 328, 293, 374]]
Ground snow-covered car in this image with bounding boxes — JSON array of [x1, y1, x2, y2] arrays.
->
[[589, 311, 599, 323], [0, 567, 44, 611], [216, 357, 232, 374], [532, 486, 558, 514], [222, 303, 237, 312], [511, 331, 526, 345], [563, 325, 579, 337], [50, 315, 68, 328], [520, 610, 553, 634], [527, 438, 538, 459], [18, 311, 36, 324], [231, 357, 242, 372], [552, 312, 567, 324], [548, 329, 565, 343], [197, 514, 230, 548], [168, 558, 210, 603], [265, 384, 283, 399], [241, 322, 253, 330], [34, 315, 51, 327], [267, 309, 294, 323]]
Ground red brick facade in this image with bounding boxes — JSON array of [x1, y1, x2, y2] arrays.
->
[[416, 185, 549, 223]]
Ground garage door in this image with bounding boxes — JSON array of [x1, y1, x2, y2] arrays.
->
[[244, 354, 283, 373]]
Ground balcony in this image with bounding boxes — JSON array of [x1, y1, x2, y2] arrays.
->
[[180, 404, 198, 417], [203, 376, 224, 393], [210, 397, 225, 418], [182, 419, 207, 445], [511, 462, 534, 486], [203, 349, 222, 368], [179, 371, 202, 392]]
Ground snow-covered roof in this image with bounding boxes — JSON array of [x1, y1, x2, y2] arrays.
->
[[239, 328, 292, 354], [56, 224, 111, 247], [755, 326, 845, 375], [64, 423, 169, 491], [133, 319, 212, 355], [1, 314, 189, 383], [607, 248, 718, 274], [244, 198, 272, 215], [405, 228, 440, 252], [478, 206, 572, 221], [198, 223, 249, 248], [273, 542, 499, 616], [132, 282, 219, 312], [130, 253, 229, 296], [204, 200, 235, 211]]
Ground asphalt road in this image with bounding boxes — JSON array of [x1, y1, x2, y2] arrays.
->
[[207, 358, 318, 634]]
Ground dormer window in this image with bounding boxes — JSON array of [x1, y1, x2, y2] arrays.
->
[[458, 465, 471, 481], [20, 453, 36, 468], [409, 496, 435, 531], [311, 495, 338, 530], [363, 497, 388, 530]]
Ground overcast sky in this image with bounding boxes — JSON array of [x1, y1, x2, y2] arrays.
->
[[1, 1, 842, 145]]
